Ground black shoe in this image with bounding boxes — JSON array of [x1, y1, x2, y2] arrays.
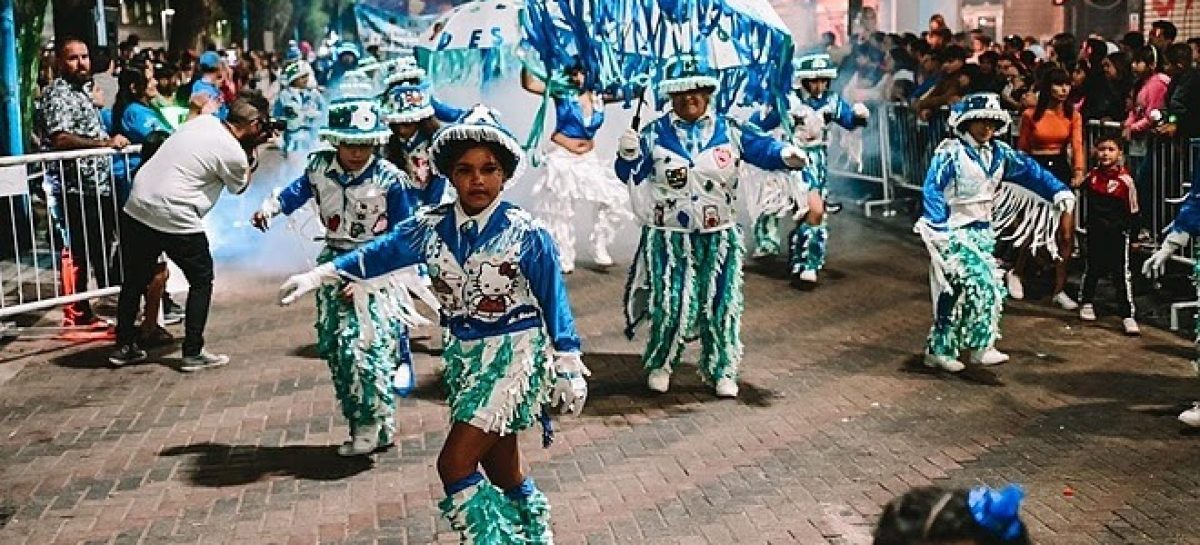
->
[[161, 295, 184, 325], [109, 344, 148, 367]]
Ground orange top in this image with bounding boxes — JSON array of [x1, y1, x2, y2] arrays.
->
[[1017, 107, 1085, 175]]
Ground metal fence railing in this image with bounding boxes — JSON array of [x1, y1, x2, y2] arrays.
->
[[0, 146, 141, 330]]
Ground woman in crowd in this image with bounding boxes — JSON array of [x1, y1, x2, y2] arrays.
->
[[1124, 45, 1172, 232], [1009, 67, 1085, 310]]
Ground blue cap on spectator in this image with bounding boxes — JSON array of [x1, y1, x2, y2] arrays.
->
[[198, 51, 223, 71]]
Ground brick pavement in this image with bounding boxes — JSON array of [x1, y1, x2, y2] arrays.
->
[[1, 211, 1199, 544]]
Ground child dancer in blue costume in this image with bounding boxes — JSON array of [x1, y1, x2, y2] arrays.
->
[[520, 62, 633, 273], [279, 106, 588, 543], [916, 93, 1075, 373], [1142, 159, 1200, 428], [382, 63, 454, 208], [273, 60, 323, 158], [617, 56, 808, 397], [748, 53, 870, 287], [252, 96, 432, 456]]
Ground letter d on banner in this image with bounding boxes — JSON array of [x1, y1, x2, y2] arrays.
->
[[437, 31, 452, 51]]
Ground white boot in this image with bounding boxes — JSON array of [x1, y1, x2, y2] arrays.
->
[[1052, 292, 1079, 311], [337, 423, 380, 457], [647, 369, 671, 393], [1179, 402, 1200, 427], [591, 241, 614, 267], [1122, 318, 1141, 336], [1079, 304, 1096, 321], [798, 269, 818, 284], [924, 353, 965, 373], [714, 378, 739, 398], [969, 347, 1010, 366], [1005, 270, 1024, 300]]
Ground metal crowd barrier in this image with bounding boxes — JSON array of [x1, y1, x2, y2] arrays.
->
[[0, 146, 141, 328]]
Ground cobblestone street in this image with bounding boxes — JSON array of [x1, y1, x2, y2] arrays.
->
[[2, 211, 1199, 544]]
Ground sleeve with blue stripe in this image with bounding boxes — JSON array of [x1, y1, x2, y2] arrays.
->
[[333, 217, 428, 279], [277, 174, 314, 216], [749, 107, 781, 132], [831, 96, 859, 130], [921, 144, 957, 231], [1000, 146, 1069, 202], [386, 176, 420, 230], [1172, 168, 1200, 236], [521, 227, 582, 353], [738, 122, 789, 171]]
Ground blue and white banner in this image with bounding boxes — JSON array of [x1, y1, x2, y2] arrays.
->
[[354, 3, 430, 54]]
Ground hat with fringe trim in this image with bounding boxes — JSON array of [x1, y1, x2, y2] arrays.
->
[[283, 60, 314, 85], [334, 41, 361, 61], [320, 97, 392, 146], [332, 69, 379, 100], [384, 81, 435, 124], [657, 54, 720, 99], [386, 58, 427, 86], [947, 92, 1011, 135], [429, 105, 525, 181], [793, 53, 837, 85]]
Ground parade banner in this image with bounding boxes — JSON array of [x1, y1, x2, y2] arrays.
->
[[418, 0, 523, 51], [353, 3, 427, 54]]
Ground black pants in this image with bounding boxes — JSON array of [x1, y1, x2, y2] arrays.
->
[[60, 191, 119, 319], [1079, 225, 1134, 319], [115, 213, 214, 355]]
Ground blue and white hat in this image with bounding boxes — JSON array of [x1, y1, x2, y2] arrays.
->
[[321, 97, 392, 146], [657, 54, 720, 98], [429, 105, 526, 180], [386, 57, 427, 86], [334, 41, 361, 62], [793, 53, 837, 85], [332, 70, 379, 100], [282, 60, 314, 85], [384, 81, 435, 124], [947, 92, 1011, 135]]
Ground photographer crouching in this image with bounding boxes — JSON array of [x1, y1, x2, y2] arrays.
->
[[110, 90, 280, 370]]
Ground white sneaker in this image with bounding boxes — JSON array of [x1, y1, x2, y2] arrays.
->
[[592, 244, 614, 267], [799, 270, 818, 283], [337, 423, 380, 457], [1122, 318, 1141, 336], [1079, 304, 1097, 321], [561, 263, 574, 275], [1179, 403, 1200, 428], [1005, 271, 1024, 300], [1052, 292, 1079, 310], [714, 378, 739, 398], [647, 369, 671, 393], [180, 350, 229, 372], [969, 348, 1010, 366], [923, 353, 965, 373]]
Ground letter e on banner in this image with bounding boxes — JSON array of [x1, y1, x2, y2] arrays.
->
[[468, 29, 483, 49]]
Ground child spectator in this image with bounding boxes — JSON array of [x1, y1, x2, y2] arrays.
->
[[1078, 137, 1140, 335], [874, 485, 1031, 545]]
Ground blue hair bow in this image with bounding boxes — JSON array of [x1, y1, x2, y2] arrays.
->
[[969, 484, 1025, 541]]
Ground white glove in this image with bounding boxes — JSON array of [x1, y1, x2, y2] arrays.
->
[[252, 195, 283, 231], [781, 146, 807, 169], [1052, 192, 1076, 215], [279, 263, 341, 305], [852, 102, 870, 120], [618, 128, 641, 161], [549, 352, 590, 416], [1143, 231, 1189, 278]]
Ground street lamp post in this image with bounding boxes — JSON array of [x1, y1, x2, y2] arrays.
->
[[1, 0, 20, 155], [160, 0, 174, 50]]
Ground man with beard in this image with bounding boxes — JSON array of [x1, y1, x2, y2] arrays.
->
[[109, 91, 273, 371], [35, 38, 131, 328]]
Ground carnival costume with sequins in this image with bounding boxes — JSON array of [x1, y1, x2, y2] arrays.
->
[[748, 62, 866, 274], [532, 91, 633, 271], [331, 108, 582, 544], [916, 94, 1072, 363], [618, 104, 800, 385], [273, 61, 324, 156], [382, 63, 462, 207]]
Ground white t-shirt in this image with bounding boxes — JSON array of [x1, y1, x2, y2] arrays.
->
[[124, 115, 250, 234]]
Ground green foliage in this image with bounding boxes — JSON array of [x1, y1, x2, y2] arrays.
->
[[15, 0, 50, 151]]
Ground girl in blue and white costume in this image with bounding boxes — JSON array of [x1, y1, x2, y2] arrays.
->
[[278, 106, 588, 544], [520, 62, 633, 273], [252, 96, 430, 457], [916, 93, 1074, 373], [617, 56, 808, 397], [273, 60, 323, 158], [382, 63, 456, 207], [1142, 162, 1200, 428], [748, 53, 869, 287]]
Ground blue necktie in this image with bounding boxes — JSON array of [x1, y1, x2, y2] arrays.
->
[[461, 219, 478, 242]]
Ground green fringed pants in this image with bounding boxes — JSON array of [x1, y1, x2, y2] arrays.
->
[[315, 250, 399, 444], [442, 328, 553, 435], [752, 215, 782, 256], [628, 226, 745, 384], [926, 227, 1007, 358]]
